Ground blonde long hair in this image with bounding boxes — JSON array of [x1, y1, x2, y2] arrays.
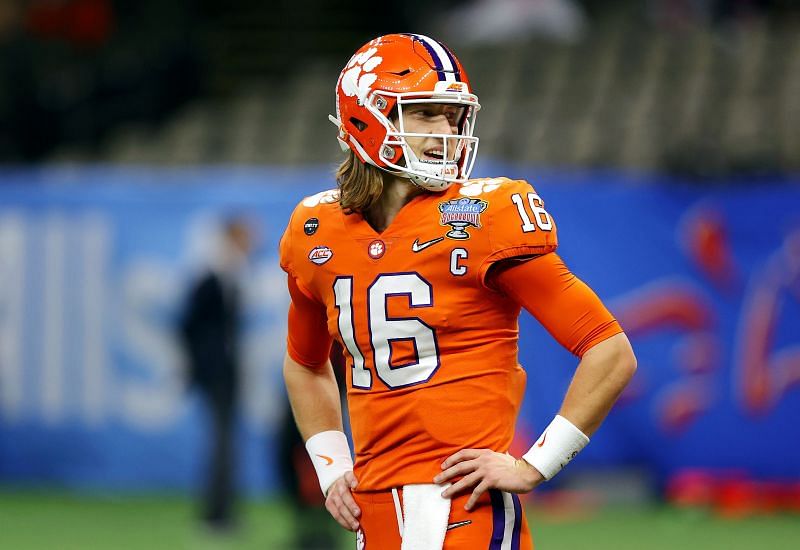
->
[[336, 150, 385, 214]]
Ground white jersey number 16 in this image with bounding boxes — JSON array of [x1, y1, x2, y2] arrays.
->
[[333, 273, 440, 390]]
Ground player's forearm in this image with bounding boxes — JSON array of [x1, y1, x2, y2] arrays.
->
[[558, 332, 637, 436], [283, 353, 343, 441]]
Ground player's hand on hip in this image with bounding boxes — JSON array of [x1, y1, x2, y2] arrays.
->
[[325, 470, 361, 531], [434, 449, 544, 510]]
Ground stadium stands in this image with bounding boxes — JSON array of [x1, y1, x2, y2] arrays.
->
[[48, 9, 800, 175]]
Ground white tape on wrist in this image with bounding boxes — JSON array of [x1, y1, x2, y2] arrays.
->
[[522, 415, 589, 481], [305, 430, 354, 497]]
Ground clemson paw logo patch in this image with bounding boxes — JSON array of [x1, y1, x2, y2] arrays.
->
[[367, 239, 385, 259]]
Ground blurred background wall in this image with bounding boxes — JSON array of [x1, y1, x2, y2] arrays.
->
[[1, 0, 799, 548]]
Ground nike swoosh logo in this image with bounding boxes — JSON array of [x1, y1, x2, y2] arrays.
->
[[316, 454, 334, 466], [446, 520, 472, 531], [537, 432, 547, 447], [412, 237, 445, 253]]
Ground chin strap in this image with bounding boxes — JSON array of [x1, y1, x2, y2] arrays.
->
[[402, 146, 454, 191]]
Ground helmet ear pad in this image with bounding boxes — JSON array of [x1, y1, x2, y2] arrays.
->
[[349, 117, 368, 132], [346, 101, 405, 168]]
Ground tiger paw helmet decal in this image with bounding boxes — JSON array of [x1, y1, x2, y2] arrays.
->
[[340, 47, 383, 103]]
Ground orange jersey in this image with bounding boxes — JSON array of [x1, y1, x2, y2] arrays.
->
[[280, 177, 566, 491]]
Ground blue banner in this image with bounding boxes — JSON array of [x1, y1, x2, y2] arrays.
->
[[0, 166, 798, 492]]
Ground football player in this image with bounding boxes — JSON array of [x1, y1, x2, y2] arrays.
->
[[280, 33, 636, 549]]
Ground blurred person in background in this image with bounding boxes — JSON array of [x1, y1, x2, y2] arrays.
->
[[179, 217, 253, 533], [280, 33, 636, 549]]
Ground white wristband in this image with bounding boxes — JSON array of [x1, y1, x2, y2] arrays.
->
[[305, 430, 354, 497], [522, 415, 589, 481]]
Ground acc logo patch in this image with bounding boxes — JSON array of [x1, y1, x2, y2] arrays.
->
[[439, 197, 488, 240], [435, 81, 469, 94], [356, 527, 366, 550], [308, 245, 333, 265]]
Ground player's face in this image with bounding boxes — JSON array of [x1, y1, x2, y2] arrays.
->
[[399, 103, 465, 163]]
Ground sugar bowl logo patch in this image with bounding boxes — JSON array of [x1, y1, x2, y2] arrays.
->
[[308, 245, 333, 265], [438, 197, 488, 240]]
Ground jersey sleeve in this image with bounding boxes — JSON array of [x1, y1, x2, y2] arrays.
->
[[492, 253, 623, 357], [280, 201, 332, 368], [477, 179, 559, 285], [286, 274, 332, 369]]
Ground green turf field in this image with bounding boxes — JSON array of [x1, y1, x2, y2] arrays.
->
[[0, 490, 798, 549]]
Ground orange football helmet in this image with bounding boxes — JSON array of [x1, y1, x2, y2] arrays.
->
[[330, 33, 481, 191]]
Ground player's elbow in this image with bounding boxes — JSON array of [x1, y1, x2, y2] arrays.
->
[[283, 352, 309, 381], [610, 333, 637, 386], [283, 351, 330, 379], [587, 332, 637, 388]]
